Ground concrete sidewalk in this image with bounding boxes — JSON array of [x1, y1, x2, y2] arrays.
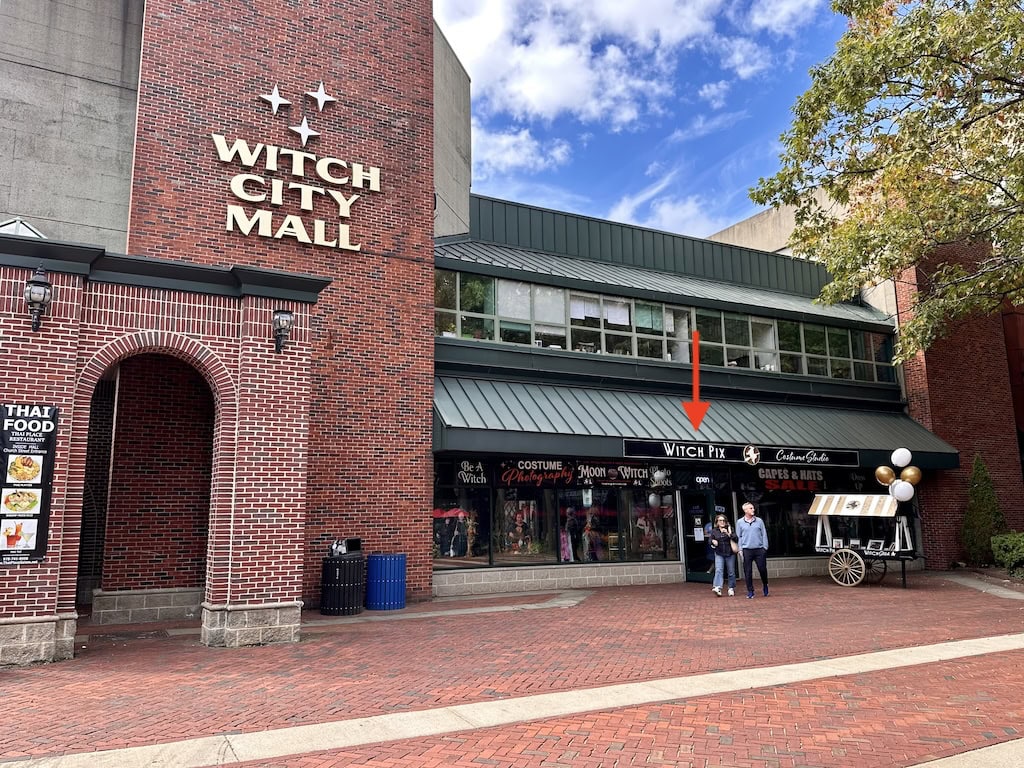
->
[[3, 572, 1024, 767]]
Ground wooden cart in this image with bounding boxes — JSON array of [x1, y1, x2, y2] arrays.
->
[[809, 493, 918, 587]]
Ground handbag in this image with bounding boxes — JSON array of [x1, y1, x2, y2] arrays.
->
[[730, 538, 740, 554]]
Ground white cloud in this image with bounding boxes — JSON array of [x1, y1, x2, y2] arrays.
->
[[606, 169, 679, 224], [606, 167, 731, 237], [749, 0, 826, 35], [472, 177, 593, 215], [669, 110, 748, 142], [640, 196, 732, 238], [698, 80, 730, 109], [471, 120, 572, 181], [434, 0, 725, 129], [716, 36, 773, 78]]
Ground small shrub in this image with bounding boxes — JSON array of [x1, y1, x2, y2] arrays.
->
[[960, 454, 1008, 565], [991, 533, 1024, 579]]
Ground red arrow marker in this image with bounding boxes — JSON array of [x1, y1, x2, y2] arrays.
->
[[682, 330, 711, 430]]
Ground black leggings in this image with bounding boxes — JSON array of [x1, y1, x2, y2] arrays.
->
[[742, 547, 768, 595]]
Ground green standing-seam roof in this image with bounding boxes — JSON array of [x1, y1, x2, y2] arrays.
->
[[435, 238, 892, 329], [434, 376, 958, 469]]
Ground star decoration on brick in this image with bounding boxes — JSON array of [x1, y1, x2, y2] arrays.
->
[[289, 116, 320, 147], [306, 81, 337, 112], [260, 85, 291, 115]]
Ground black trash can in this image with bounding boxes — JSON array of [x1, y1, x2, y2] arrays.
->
[[320, 552, 364, 615]]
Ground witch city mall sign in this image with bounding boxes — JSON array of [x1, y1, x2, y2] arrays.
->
[[211, 81, 382, 252]]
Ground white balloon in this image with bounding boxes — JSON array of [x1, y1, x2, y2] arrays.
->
[[891, 448, 912, 468], [890, 479, 915, 502], [652, 470, 667, 483], [648, 493, 660, 508]]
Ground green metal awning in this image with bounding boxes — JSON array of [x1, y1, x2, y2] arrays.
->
[[434, 376, 959, 469]]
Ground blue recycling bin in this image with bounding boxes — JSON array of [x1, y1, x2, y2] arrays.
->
[[365, 553, 406, 610]]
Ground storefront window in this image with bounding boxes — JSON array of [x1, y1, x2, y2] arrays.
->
[[460, 274, 494, 314], [436, 271, 897, 384], [780, 353, 803, 374], [635, 302, 663, 335], [498, 279, 531, 319], [494, 489, 558, 565], [666, 307, 691, 362], [778, 319, 802, 352], [432, 487, 491, 569], [534, 285, 566, 323], [434, 459, 886, 570], [435, 312, 456, 336], [724, 314, 750, 346], [696, 309, 723, 343], [637, 337, 665, 360], [499, 320, 531, 345], [535, 324, 567, 348], [435, 270, 457, 309], [804, 325, 827, 355], [570, 294, 601, 328], [603, 298, 633, 332], [462, 315, 494, 340], [605, 333, 633, 356]]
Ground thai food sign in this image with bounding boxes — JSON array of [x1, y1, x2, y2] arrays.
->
[[1, 405, 58, 564]]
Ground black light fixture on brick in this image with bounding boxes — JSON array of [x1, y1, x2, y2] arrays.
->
[[23, 266, 53, 332], [272, 308, 295, 353]]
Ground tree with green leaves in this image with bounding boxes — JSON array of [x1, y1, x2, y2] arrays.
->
[[960, 453, 1008, 565], [752, 0, 1024, 361]]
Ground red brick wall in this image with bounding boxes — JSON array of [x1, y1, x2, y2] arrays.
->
[[126, 1, 435, 603], [100, 355, 214, 591], [1002, 309, 1024, 433], [0, 268, 81, 619], [897, 248, 1024, 567]]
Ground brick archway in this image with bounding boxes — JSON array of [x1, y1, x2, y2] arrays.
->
[[58, 332, 238, 617]]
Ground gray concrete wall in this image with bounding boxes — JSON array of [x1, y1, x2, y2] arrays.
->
[[433, 22, 471, 237], [709, 193, 897, 319], [0, 0, 142, 251]]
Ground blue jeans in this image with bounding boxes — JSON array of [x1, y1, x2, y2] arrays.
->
[[713, 552, 736, 589]]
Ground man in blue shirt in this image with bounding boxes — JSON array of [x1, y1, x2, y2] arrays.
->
[[737, 502, 770, 598]]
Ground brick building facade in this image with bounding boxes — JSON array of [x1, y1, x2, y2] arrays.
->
[[0, 0, 434, 664], [1, 0, 1020, 667]]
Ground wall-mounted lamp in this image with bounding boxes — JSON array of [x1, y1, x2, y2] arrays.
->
[[24, 266, 53, 332], [272, 308, 295, 353]]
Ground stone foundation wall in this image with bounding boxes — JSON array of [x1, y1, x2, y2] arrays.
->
[[91, 588, 202, 625], [200, 602, 302, 648], [432, 556, 925, 597], [0, 614, 76, 666]]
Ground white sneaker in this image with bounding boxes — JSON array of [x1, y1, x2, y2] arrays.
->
[[713, 586, 722, 596], [727, 588, 735, 596]]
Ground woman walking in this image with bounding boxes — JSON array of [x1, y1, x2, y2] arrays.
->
[[708, 513, 738, 596]]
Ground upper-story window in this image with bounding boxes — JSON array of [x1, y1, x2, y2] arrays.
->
[[434, 269, 895, 382]]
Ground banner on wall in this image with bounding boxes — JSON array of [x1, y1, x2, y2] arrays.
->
[[1, 405, 58, 565], [496, 459, 674, 488]]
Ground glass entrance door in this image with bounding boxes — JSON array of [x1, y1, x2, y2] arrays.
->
[[682, 491, 715, 583]]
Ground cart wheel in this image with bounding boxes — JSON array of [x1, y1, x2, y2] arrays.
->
[[828, 548, 866, 586], [864, 557, 887, 584]]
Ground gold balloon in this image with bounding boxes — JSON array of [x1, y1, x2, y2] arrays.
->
[[900, 466, 922, 486], [875, 466, 896, 486]]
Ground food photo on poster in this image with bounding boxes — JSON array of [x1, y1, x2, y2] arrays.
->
[[3, 488, 40, 513], [6, 454, 43, 483]]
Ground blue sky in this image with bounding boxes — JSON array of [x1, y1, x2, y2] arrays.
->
[[433, 0, 849, 238]]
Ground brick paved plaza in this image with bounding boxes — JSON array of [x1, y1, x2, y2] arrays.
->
[[3, 572, 1023, 767]]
